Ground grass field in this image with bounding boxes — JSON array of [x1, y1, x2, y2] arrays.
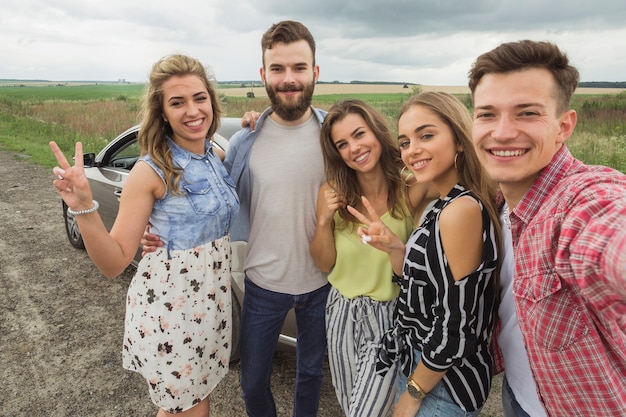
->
[[0, 83, 625, 172]]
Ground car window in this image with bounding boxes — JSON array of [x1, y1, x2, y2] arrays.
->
[[107, 135, 140, 170], [102, 119, 235, 171]]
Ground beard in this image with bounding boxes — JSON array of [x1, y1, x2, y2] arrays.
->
[[265, 81, 315, 122]]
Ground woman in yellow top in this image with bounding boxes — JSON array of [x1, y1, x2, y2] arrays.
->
[[310, 99, 436, 417]]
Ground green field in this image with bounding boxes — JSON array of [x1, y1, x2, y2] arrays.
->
[[0, 83, 624, 172], [0, 83, 146, 101]]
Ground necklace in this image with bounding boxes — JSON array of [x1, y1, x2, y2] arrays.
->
[[503, 203, 511, 230]]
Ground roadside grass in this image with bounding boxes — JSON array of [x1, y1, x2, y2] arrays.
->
[[567, 131, 626, 172], [569, 92, 626, 172], [0, 96, 140, 167], [0, 85, 624, 173]]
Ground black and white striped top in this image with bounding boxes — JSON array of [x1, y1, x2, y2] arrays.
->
[[376, 184, 498, 412]]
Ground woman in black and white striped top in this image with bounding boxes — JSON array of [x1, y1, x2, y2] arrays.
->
[[349, 92, 501, 417]]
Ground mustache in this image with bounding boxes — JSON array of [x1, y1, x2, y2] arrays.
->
[[277, 84, 303, 92]]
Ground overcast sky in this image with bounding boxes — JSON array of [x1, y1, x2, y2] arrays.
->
[[2, 0, 625, 85]]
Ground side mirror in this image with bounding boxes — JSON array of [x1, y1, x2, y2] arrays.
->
[[83, 153, 96, 167]]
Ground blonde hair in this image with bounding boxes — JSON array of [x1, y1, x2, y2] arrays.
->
[[138, 54, 222, 194]]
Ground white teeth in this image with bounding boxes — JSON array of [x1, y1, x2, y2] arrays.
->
[[355, 152, 369, 162], [186, 119, 203, 127], [412, 160, 428, 168], [491, 149, 525, 157]]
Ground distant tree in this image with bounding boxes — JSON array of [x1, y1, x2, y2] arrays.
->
[[579, 81, 626, 88]]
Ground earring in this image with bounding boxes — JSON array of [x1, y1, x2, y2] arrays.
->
[[401, 166, 417, 186], [454, 153, 460, 171]]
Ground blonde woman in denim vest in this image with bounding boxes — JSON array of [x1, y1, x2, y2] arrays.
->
[[50, 54, 239, 417]]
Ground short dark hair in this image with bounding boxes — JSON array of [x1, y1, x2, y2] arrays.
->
[[468, 40, 580, 113], [261, 20, 316, 67]]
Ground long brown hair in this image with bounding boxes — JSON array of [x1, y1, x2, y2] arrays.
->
[[138, 54, 222, 195], [320, 99, 407, 226]]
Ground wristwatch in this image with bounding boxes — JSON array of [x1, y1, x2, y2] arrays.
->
[[407, 377, 426, 402]]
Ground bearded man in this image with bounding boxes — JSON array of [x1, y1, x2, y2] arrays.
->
[[223, 20, 331, 417]]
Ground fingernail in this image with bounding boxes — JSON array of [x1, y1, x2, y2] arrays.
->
[[53, 167, 65, 179]]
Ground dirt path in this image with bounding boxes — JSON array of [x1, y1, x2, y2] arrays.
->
[[0, 149, 503, 416]]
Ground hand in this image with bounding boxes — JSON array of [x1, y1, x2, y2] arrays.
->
[[393, 391, 421, 417], [347, 196, 404, 254], [320, 187, 343, 224], [49, 141, 94, 211], [140, 224, 164, 256], [241, 110, 260, 131], [347, 196, 408, 274]]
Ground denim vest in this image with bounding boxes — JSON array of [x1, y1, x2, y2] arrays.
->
[[141, 138, 239, 256]]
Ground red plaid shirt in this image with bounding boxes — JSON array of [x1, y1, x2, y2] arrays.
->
[[492, 146, 626, 416]]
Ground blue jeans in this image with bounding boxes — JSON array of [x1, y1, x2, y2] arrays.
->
[[502, 375, 531, 417], [240, 277, 330, 417], [395, 349, 481, 417]]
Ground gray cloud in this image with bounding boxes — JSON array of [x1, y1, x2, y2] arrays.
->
[[230, 0, 626, 37], [2, 0, 625, 83]]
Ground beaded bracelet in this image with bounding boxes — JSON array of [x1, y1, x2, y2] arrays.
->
[[67, 200, 99, 216]]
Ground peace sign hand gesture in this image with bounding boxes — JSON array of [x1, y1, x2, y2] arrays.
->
[[49, 141, 95, 212], [347, 196, 409, 275]]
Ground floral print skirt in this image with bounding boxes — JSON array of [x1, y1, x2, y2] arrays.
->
[[122, 235, 232, 413]]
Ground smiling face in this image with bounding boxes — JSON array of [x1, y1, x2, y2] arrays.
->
[[261, 40, 319, 124], [471, 68, 576, 204], [162, 74, 213, 153], [398, 104, 461, 196], [330, 113, 383, 174]]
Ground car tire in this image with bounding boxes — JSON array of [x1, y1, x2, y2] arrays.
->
[[230, 291, 241, 363], [63, 203, 85, 249]]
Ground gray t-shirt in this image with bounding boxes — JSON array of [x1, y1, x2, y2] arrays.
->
[[245, 115, 328, 294]]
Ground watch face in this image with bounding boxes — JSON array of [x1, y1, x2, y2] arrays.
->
[[407, 383, 423, 400]]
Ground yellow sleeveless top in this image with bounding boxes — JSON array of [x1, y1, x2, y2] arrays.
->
[[328, 207, 415, 301]]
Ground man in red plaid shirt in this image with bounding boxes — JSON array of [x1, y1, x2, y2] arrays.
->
[[469, 40, 626, 417]]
